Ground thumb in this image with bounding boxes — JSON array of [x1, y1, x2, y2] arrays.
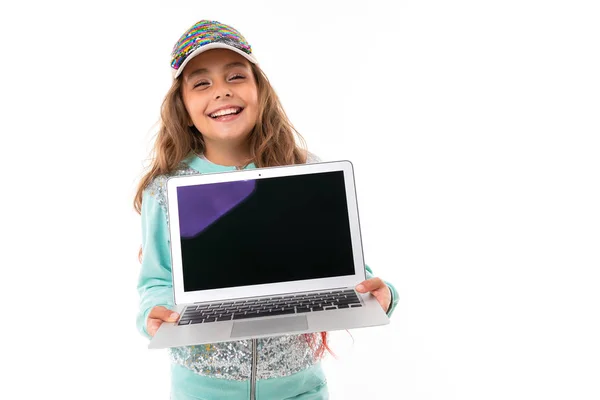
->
[[149, 305, 179, 322], [355, 277, 385, 293]]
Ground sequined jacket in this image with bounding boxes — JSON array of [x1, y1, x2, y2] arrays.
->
[[136, 152, 400, 399]]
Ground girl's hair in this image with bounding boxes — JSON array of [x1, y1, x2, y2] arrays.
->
[[134, 62, 308, 214], [133, 61, 334, 358]]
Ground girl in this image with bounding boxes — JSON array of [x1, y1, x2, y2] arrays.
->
[[134, 20, 399, 400]]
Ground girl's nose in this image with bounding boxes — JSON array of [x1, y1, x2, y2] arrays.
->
[[213, 83, 232, 100]]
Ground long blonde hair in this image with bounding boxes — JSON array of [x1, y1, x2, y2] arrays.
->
[[133, 62, 307, 214]]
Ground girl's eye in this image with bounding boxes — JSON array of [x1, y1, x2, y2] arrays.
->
[[229, 74, 245, 81], [193, 81, 210, 88]]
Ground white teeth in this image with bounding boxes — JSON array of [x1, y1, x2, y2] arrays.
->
[[210, 108, 241, 118]]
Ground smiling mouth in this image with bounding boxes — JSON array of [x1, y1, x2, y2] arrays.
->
[[209, 107, 244, 119]]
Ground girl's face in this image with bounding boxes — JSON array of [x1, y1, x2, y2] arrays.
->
[[181, 49, 259, 148]]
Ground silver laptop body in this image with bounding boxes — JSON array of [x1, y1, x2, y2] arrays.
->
[[149, 160, 389, 349]]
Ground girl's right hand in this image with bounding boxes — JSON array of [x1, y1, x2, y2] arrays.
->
[[147, 306, 180, 337]]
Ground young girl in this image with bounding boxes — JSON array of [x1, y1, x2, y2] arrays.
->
[[134, 20, 399, 399]]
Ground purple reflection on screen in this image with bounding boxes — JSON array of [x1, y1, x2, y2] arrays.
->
[[177, 180, 256, 238]]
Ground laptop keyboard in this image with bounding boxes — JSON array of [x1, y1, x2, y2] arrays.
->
[[177, 289, 363, 326]]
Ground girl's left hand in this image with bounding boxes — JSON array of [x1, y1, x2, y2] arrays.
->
[[355, 277, 392, 312]]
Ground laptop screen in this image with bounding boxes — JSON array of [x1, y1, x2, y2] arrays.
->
[[176, 170, 356, 292]]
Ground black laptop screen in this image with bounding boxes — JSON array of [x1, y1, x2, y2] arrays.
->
[[176, 170, 356, 292]]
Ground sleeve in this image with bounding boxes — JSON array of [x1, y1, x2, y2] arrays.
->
[[365, 264, 399, 318], [135, 188, 176, 339]]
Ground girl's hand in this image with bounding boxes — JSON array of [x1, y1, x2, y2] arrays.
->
[[355, 277, 392, 313], [147, 306, 179, 337]]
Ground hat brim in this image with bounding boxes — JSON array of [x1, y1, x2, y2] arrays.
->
[[172, 43, 259, 79]]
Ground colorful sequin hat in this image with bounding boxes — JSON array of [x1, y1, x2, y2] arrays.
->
[[170, 20, 258, 79]]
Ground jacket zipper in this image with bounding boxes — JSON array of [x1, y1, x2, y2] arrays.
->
[[241, 163, 255, 399], [250, 338, 258, 400]]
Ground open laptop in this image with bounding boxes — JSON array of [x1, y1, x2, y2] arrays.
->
[[149, 160, 389, 349]]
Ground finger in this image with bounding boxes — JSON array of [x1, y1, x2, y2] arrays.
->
[[376, 296, 390, 311], [371, 287, 392, 309], [355, 277, 385, 293], [368, 286, 392, 311], [148, 306, 179, 322], [147, 318, 162, 337]]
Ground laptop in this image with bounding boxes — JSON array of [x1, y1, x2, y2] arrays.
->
[[148, 160, 390, 349]]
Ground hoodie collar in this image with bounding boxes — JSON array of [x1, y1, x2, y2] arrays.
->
[[184, 152, 257, 173]]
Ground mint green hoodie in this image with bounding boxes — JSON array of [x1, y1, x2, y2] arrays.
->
[[136, 153, 399, 399]]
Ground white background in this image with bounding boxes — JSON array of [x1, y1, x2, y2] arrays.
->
[[1, 0, 599, 399]]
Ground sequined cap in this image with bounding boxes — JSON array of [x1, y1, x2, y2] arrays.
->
[[170, 20, 258, 78]]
